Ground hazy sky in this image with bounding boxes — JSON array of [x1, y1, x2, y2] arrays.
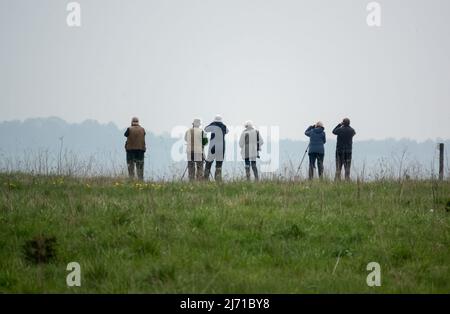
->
[[1, 0, 449, 140]]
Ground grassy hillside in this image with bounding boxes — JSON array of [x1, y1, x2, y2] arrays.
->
[[0, 174, 449, 293]]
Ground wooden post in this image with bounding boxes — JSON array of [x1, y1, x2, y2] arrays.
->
[[439, 143, 444, 181]]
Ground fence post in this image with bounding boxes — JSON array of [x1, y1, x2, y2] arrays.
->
[[439, 143, 444, 181]]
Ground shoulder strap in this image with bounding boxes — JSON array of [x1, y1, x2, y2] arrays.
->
[[256, 130, 260, 151]]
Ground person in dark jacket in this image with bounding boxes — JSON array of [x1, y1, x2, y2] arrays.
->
[[204, 115, 229, 181], [332, 118, 356, 181], [124, 117, 146, 180], [305, 121, 326, 180]]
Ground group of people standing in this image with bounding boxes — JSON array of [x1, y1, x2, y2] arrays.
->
[[184, 115, 263, 181], [123, 115, 355, 182], [304, 118, 356, 181]]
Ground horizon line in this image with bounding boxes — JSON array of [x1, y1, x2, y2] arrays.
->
[[1, 116, 449, 144]]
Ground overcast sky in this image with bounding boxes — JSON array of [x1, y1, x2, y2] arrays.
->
[[1, 0, 449, 140]]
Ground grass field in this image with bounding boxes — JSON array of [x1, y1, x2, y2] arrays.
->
[[0, 174, 449, 293]]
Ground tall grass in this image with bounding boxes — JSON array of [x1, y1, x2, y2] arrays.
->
[[0, 174, 448, 293], [0, 148, 445, 182]]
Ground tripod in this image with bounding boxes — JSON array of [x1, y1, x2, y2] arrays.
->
[[180, 163, 214, 180], [181, 164, 188, 180], [295, 145, 309, 177]]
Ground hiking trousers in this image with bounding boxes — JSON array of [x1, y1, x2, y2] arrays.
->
[[204, 160, 223, 181], [127, 150, 145, 180], [308, 152, 324, 180], [335, 150, 352, 181], [188, 161, 204, 181], [244, 158, 259, 181]]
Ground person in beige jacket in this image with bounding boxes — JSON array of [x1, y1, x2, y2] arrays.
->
[[185, 118, 208, 181], [239, 120, 264, 181]]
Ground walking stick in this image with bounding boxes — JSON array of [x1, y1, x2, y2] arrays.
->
[[295, 145, 309, 177], [180, 164, 188, 180]]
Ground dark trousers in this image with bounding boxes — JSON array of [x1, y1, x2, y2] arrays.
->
[[188, 161, 204, 181], [126, 150, 145, 180], [308, 153, 324, 179], [204, 160, 223, 181], [244, 158, 259, 181], [335, 150, 352, 181]]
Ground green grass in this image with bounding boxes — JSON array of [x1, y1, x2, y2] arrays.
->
[[0, 174, 449, 293]]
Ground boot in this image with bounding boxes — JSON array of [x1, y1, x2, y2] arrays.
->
[[345, 170, 351, 181], [188, 162, 195, 181], [308, 164, 314, 180], [196, 161, 204, 181], [245, 167, 251, 181], [318, 165, 324, 179], [335, 170, 341, 182], [344, 161, 351, 181], [204, 161, 212, 180], [127, 161, 135, 179], [136, 161, 144, 181], [317, 156, 324, 179], [215, 166, 222, 182], [252, 165, 259, 181]]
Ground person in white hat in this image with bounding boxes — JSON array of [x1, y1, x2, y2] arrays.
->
[[239, 120, 264, 181], [184, 118, 208, 181], [204, 114, 229, 181], [124, 117, 146, 180]]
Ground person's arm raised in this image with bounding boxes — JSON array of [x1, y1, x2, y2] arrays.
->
[[332, 124, 342, 135]]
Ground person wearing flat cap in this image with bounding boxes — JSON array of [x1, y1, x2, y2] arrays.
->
[[124, 117, 146, 180], [184, 118, 208, 181]]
